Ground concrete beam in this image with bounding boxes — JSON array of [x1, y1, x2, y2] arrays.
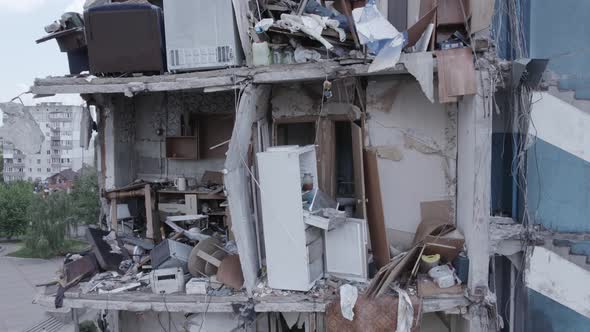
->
[[31, 61, 414, 96], [35, 291, 468, 314]]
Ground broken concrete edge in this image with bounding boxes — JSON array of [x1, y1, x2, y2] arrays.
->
[[30, 56, 440, 96], [0, 102, 45, 155], [34, 290, 469, 314], [488, 216, 545, 255], [224, 84, 272, 295]]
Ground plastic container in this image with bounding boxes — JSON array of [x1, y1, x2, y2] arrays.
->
[[283, 48, 294, 64], [428, 265, 456, 288], [271, 47, 282, 65], [253, 41, 271, 66]]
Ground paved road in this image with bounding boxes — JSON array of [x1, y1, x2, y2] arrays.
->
[[0, 243, 62, 332]]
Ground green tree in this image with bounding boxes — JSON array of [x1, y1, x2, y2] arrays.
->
[[24, 192, 74, 258], [0, 181, 34, 238], [0, 153, 4, 183], [70, 167, 100, 225]]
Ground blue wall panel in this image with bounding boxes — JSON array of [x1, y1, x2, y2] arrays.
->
[[527, 139, 590, 232], [527, 289, 590, 332], [528, 0, 590, 99]]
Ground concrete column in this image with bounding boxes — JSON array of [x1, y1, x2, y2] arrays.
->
[[456, 71, 494, 331]]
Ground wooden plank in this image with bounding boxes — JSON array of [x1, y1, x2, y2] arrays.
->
[[316, 118, 336, 198], [406, 6, 437, 48], [419, 0, 438, 50], [436, 48, 476, 100], [110, 198, 118, 232], [469, 0, 494, 33], [363, 149, 391, 269], [144, 184, 159, 242], [437, 0, 469, 26], [436, 50, 459, 103], [351, 123, 366, 219]]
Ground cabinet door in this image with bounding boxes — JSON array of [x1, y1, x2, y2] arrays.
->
[[257, 149, 310, 291], [185, 194, 198, 214], [325, 218, 368, 281]]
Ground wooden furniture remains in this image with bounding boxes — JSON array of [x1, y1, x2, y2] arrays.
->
[[105, 184, 159, 242]]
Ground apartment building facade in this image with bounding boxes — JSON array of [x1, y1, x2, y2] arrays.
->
[[3, 102, 93, 182]]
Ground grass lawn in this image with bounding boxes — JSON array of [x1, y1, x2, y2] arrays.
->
[[7, 239, 91, 259]]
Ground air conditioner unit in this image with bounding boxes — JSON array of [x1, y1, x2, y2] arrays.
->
[[163, 0, 243, 72]]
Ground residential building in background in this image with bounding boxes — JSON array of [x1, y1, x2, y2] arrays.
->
[[2, 102, 94, 182]]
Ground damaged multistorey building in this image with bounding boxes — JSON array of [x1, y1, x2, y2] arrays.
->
[[28, 0, 588, 331]]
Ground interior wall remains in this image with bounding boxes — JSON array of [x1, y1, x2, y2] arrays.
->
[[365, 77, 458, 249], [105, 91, 237, 186]]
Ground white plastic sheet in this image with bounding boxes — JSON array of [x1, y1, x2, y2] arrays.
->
[[394, 287, 414, 332], [255, 18, 275, 33], [352, 1, 401, 48], [340, 284, 358, 321]]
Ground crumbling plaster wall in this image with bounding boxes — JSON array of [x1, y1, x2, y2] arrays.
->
[[270, 79, 358, 119], [365, 77, 457, 249], [0, 102, 45, 155], [118, 311, 241, 332], [130, 91, 236, 182]]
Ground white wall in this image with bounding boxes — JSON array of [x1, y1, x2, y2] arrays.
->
[[365, 78, 457, 248], [119, 311, 240, 332]]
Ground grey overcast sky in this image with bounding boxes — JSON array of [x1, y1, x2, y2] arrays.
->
[[0, 0, 85, 106]]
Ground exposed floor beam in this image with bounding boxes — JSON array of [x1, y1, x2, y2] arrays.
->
[[31, 60, 417, 95]]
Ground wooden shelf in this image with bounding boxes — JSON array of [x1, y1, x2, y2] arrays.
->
[[165, 136, 198, 160]]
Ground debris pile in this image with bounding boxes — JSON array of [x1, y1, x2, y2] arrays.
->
[[48, 173, 247, 307], [34, 0, 476, 85]]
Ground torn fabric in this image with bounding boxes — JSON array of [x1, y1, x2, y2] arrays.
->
[[0, 102, 45, 154]]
